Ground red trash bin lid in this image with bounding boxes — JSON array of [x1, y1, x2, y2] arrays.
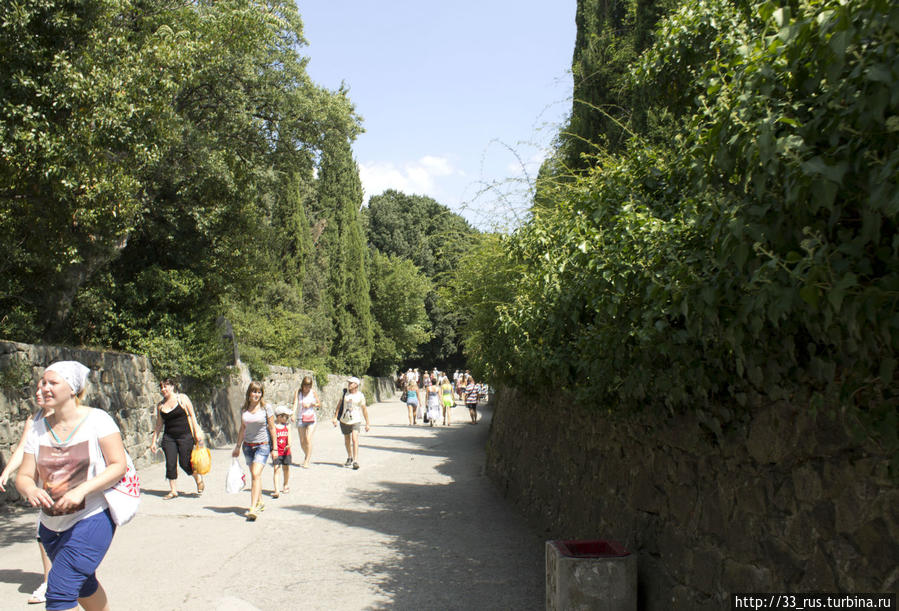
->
[[553, 540, 630, 558]]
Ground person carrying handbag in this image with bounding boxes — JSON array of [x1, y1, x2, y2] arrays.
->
[[292, 376, 320, 469], [150, 379, 206, 499]]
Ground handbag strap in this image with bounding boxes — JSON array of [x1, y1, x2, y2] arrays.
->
[[182, 394, 199, 444]]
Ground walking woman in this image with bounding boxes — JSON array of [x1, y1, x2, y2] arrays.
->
[[404, 377, 421, 425], [425, 377, 442, 427], [292, 376, 320, 468], [439, 375, 454, 426], [331, 377, 370, 469], [464, 375, 479, 424], [1, 379, 53, 604], [149, 379, 205, 499], [231, 381, 276, 521], [16, 361, 127, 611]]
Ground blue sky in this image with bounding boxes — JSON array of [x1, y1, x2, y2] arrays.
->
[[296, 2, 577, 228]]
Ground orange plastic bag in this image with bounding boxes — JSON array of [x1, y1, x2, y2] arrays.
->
[[191, 446, 211, 475]]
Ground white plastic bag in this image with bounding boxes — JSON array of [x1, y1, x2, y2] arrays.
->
[[225, 458, 246, 494]]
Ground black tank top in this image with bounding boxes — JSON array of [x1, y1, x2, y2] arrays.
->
[[161, 403, 191, 438]]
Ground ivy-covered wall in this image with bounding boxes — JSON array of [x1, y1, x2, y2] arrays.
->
[[487, 388, 898, 609]]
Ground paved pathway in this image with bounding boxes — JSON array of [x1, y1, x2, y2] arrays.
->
[[0, 398, 544, 610]]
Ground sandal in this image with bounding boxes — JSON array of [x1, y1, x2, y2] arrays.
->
[[282, 486, 290, 493], [162, 492, 178, 500], [27, 582, 46, 604], [196, 480, 205, 495], [272, 491, 280, 499]]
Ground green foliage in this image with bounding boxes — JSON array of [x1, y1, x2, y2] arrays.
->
[[443, 233, 523, 382], [0, 0, 361, 384], [462, 0, 899, 458], [368, 249, 432, 375], [560, 0, 678, 169], [318, 132, 373, 374], [367, 190, 478, 367], [0, 357, 33, 391]]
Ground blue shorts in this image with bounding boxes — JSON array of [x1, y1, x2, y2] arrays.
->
[[242, 442, 271, 465], [40, 510, 115, 611]]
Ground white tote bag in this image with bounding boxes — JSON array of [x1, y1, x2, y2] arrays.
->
[[103, 451, 141, 526]]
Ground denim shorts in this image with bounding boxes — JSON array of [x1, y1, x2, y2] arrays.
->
[[242, 442, 271, 465]]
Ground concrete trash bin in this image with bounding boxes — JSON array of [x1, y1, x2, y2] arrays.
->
[[546, 540, 637, 611]]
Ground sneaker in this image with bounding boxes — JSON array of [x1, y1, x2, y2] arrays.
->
[[353, 462, 360, 470], [345, 458, 353, 467], [246, 509, 257, 521], [28, 582, 46, 604]]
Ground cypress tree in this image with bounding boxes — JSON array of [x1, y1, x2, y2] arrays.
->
[[316, 131, 373, 373]]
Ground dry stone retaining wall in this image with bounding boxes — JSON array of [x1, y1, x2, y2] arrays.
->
[[486, 387, 898, 609], [0, 340, 396, 508]]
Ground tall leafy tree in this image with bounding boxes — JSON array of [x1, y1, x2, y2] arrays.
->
[[368, 250, 431, 375], [560, 0, 677, 170], [0, 0, 183, 340], [317, 131, 373, 373], [367, 190, 477, 368]]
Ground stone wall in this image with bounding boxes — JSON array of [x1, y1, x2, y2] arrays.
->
[[486, 387, 898, 609], [0, 340, 397, 508]]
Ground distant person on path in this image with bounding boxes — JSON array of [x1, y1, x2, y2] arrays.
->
[[464, 375, 479, 424], [150, 379, 206, 500], [1, 379, 53, 604], [16, 361, 127, 611], [332, 377, 370, 470], [440, 375, 454, 426], [425, 376, 441, 426], [271, 406, 292, 498], [404, 377, 421, 425], [292, 376, 320, 468], [232, 381, 276, 521]]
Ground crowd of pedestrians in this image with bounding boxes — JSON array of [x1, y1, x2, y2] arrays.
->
[[2, 360, 486, 608], [397, 368, 488, 426]]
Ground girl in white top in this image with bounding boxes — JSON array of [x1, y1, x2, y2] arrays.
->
[[16, 361, 127, 611], [331, 377, 370, 470], [292, 376, 320, 469]]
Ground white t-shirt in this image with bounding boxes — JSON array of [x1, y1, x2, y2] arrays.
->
[[340, 391, 366, 425], [24, 408, 120, 532]]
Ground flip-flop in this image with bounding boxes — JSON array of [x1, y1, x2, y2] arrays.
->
[[272, 491, 280, 499], [282, 486, 291, 493], [162, 492, 178, 500]]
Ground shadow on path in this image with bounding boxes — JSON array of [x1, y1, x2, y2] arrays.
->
[[285, 404, 544, 610]]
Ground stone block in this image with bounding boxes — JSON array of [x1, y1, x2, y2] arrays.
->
[[546, 540, 637, 611]]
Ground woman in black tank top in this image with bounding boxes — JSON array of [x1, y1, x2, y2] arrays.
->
[[150, 379, 205, 499]]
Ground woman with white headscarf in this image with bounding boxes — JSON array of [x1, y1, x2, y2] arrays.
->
[[16, 361, 127, 611], [331, 377, 370, 470]]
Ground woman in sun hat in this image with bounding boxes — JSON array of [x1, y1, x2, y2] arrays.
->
[[331, 377, 370, 470], [16, 360, 127, 611]]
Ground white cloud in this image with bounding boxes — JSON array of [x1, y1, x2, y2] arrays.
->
[[359, 155, 460, 202]]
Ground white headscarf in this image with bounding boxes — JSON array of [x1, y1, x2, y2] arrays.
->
[[46, 361, 91, 395]]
